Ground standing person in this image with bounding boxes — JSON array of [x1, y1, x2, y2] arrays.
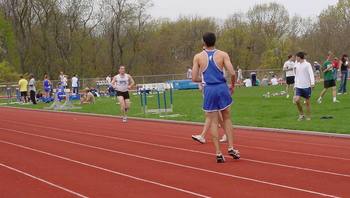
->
[[28, 74, 37, 105], [62, 75, 68, 89], [313, 61, 321, 82], [71, 74, 79, 94], [332, 57, 340, 80], [317, 54, 340, 103], [59, 71, 64, 83], [283, 55, 296, 98], [338, 54, 349, 94], [293, 52, 315, 121], [43, 74, 52, 98], [192, 32, 240, 163], [187, 67, 193, 79], [237, 66, 243, 84], [106, 75, 112, 85], [18, 75, 28, 103], [111, 66, 135, 123]]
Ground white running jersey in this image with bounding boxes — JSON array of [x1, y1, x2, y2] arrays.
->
[[113, 74, 129, 92]]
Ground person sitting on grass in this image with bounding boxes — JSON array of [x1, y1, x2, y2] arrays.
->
[[80, 88, 95, 104]]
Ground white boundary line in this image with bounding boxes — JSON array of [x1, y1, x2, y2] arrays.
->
[[0, 140, 210, 198], [2, 106, 350, 139], [3, 119, 350, 162], [0, 134, 340, 198], [0, 163, 88, 198]]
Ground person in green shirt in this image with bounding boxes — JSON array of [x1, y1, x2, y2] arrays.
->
[[18, 75, 28, 103], [317, 54, 339, 103]]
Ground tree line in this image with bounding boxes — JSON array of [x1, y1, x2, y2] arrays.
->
[[1, 0, 350, 82]]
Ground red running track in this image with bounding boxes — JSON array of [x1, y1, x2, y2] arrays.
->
[[0, 107, 349, 198]]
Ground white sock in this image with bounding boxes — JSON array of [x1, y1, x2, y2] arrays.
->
[[333, 97, 337, 102]]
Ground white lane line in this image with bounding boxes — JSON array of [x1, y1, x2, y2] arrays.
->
[[0, 140, 210, 198], [3, 119, 349, 161], [1, 125, 349, 178], [0, 132, 341, 198], [235, 134, 350, 150], [0, 163, 88, 198]]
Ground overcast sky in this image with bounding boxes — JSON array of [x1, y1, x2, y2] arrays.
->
[[149, 0, 338, 20]]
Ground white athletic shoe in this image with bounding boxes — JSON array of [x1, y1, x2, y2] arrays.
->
[[286, 94, 290, 99], [219, 134, 227, 143], [298, 115, 305, 121], [333, 99, 340, 103], [191, 135, 206, 144], [122, 117, 128, 123], [317, 98, 322, 104]]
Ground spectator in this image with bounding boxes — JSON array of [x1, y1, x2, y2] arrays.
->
[[283, 55, 296, 98], [261, 75, 269, 86], [18, 75, 28, 103], [186, 67, 192, 79], [80, 87, 95, 104], [332, 57, 340, 80], [62, 75, 68, 88], [243, 78, 252, 87], [106, 74, 112, 84], [59, 71, 65, 82], [237, 66, 243, 83], [28, 74, 37, 105], [43, 74, 52, 98], [317, 53, 339, 103], [338, 54, 349, 94], [313, 61, 321, 82], [270, 75, 279, 86], [71, 74, 79, 94], [36, 90, 43, 100], [293, 51, 315, 121]]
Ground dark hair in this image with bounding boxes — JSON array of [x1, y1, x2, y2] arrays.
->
[[29, 74, 34, 78], [288, 55, 293, 59], [20, 75, 23, 78], [296, 52, 306, 59], [342, 54, 348, 62], [203, 32, 216, 47]]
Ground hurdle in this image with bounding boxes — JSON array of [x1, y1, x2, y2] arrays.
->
[[0, 85, 20, 105], [139, 83, 174, 115]]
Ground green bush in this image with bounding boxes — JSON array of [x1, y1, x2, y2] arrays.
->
[[0, 61, 19, 83]]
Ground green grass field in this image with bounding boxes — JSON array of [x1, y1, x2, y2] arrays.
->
[[5, 84, 350, 134]]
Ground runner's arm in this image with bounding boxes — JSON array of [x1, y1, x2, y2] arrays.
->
[[308, 64, 315, 87], [223, 52, 236, 93], [111, 76, 116, 89], [192, 54, 202, 83], [128, 75, 135, 89]]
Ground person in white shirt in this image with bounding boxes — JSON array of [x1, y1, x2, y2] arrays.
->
[[186, 67, 192, 79], [28, 74, 37, 105], [237, 66, 243, 83], [106, 75, 111, 84], [283, 55, 296, 98], [294, 52, 315, 121], [62, 75, 68, 88], [71, 74, 79, 94], [243, 78, 252, 87], [111, 66, 135, 123], [59, 71, 64, 83], [270, 75, 279, 86]]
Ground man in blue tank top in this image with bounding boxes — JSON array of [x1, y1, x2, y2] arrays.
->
[[192, 32, 240, 163]]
